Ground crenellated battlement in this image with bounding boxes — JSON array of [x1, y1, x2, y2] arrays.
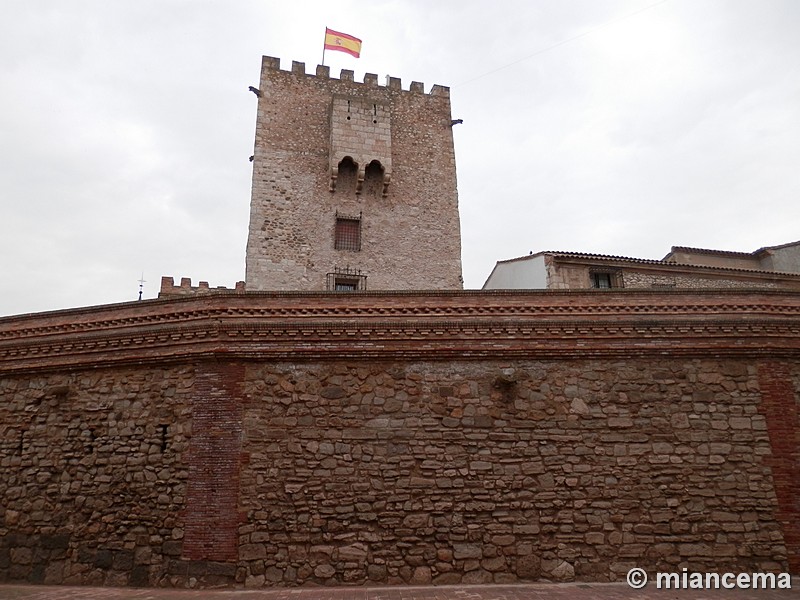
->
[[159, 276, 245, 298], [261, 55, 450, 97], [247, 55, 463, 292]]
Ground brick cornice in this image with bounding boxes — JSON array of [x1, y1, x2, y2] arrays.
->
[[1, 290, 799, 373]]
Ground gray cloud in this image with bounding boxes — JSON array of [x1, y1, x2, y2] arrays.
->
[[1, 0, 798, 315]]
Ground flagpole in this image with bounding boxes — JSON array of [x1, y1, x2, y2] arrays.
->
[[321, 27, 327, 66]]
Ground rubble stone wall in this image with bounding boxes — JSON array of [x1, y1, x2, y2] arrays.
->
[[235, 357, 793, 586], [0, 366, 194, 587], [622, 271, 782, 290], [1, 357, 796, 587]]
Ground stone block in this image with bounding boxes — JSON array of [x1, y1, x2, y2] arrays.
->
[[542, 559, 574, 581], [314, 564, 336, 579], [433, 572, 462, 585], [10, 547, 33, 565], [41, 534, 70, 549], [367, 564, 387, 582], [453, 543, 482, 559], [410, 566, 432, 584], [93, 549, 113, 569], [162, 541, 182, 557], [585, 532, 605, 545], [130, 565, 150, 587], [403, 514, 429, 528], [491, 535, 515, 547], [481, 556, 506, 572], [463, 569, 493, 584], [338, 543, 368, 562], [515, 554, 541, 579], [239, 544, 267, 561]]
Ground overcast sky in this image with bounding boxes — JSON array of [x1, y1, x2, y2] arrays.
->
[[1, 0, 799, 316]]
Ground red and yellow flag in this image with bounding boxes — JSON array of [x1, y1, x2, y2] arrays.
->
[[324, 27, 362, 58]]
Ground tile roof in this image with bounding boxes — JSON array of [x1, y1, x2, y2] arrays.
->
[[492, 250, 800, 278]]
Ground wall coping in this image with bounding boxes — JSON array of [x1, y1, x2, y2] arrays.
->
[[1, 290, 800, 373]]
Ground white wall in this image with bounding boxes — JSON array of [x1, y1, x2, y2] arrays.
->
[[483, 255, 547, 289]]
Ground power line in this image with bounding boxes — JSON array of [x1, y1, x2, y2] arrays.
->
[[454, 0, 670, 88]]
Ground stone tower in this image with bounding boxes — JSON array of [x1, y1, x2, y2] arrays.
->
[[245, 57, 463, 291]]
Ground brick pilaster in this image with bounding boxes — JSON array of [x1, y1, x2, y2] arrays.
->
[[757, 360, 800, 573], [182, 361, 245, 562]]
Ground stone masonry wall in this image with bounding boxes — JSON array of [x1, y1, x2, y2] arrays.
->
[[245, 57, 463, 291], [546, 262, 797, 290], [236, 358, 788, 586], [0, 366, 194, 586], [1, 357, 796, 587], [623, 271, 782, 290]]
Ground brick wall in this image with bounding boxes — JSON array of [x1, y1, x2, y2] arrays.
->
[[0, 290, 798, 587], [182, 362, 245, 565], [159, 277, 245, 298], [757, 361, 800, 573]]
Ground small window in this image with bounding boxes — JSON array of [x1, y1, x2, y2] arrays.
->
[[334, 214, 361, 251], [334, 279, 359, 291], [592, 273, 612, 288], [590, 272, 620, 289], [326, 266, 367, 291]]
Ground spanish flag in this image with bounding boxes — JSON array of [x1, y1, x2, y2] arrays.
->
[[324, 27, 362, 58]]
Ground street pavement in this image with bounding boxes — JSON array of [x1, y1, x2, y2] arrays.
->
[[0, 581, 799, 600]]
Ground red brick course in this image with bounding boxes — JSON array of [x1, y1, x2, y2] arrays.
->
[[182, 362, 246, 564], [758, 361, 800, 572]]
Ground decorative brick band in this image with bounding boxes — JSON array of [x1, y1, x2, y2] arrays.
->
[[757, 360, 800, 572], [1, 291, 799, 374], [182, 361, 245, 563]]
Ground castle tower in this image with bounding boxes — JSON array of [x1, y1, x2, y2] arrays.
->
[[245, 57, 463, 291]]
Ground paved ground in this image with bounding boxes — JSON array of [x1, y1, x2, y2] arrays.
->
[[0, 581, 798, 600]]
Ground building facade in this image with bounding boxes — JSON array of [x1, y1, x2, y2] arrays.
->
[[483, 242, 800, 291], [245, 57, 463, 292]]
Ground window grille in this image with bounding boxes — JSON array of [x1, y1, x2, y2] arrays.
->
[[326, 266, 367, 291], [334, 212, 361, 251]]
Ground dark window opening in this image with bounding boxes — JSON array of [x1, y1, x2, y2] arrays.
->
[[363, 160, 385, 197], [83, 428, 96, 453], [591, 272, 621, 289], [326, 266, 367, 291], [335, 279, 359, 291], [335, 156, 358, 194]]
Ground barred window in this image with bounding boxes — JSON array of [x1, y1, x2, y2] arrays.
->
[[334, 216, 361, 251], [326, 267, 367, 291], [334, 279, 359, 291]]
